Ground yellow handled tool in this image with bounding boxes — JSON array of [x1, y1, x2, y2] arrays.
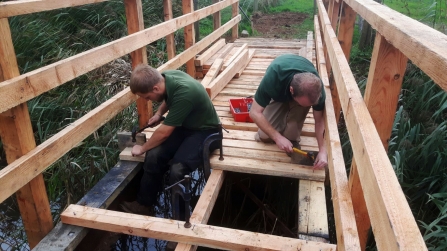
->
[[292, 147, 316, 161]]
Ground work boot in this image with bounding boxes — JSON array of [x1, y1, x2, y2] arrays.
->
[[166, 241, 178, 250], [120, 201, 153, 216]]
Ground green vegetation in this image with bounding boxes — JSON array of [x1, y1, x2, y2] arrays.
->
[[383, 0, 447, 29]]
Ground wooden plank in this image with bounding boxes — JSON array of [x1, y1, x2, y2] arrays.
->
[[0, 18, 53, 248], [317, 0, 427, 249], [175, 170, 225, 251], [124, 0, 151, 128], [183, 0, 195, 77], [195, 39, 226, 66], [0, 0, 108, 18], [201, 58, 224, 87], [298, 180, 329, 239], [61, 205, 336, 250], [203, 43, 234, 68], [207, 49, 249, 99], [343, 0, 447, 91], [222, 43, 248, 69], [158, 15, 241, 73], [211, 156, 325, 181], [235, 49, 256, 77], [164, 0, 176, 59], [330, 0, 341, 31], [306, 31, 314, 62], [0, 0, 239, 114], [34, 161, 141, 251], [314, 15, 361, 251], [350, 31, 408, 250]]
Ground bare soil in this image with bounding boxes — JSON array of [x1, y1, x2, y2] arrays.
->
[[251, 12, 308, 38]]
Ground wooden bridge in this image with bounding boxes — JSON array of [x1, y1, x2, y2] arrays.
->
[[0, 0, 446, 250]]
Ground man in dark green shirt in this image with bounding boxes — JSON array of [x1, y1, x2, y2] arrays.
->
[[249, 54, 327, 170], [122, 65, 220, 214]]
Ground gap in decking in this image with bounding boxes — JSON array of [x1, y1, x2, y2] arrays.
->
[[75, 170, 302, 250]]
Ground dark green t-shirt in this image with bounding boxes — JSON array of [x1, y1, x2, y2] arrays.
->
[[162, 70, 220, 130], [254, 54, 326, 111]]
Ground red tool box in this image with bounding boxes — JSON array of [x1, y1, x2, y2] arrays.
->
[[229, 97, 254, 123]]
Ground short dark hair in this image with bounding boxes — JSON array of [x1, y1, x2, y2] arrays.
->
[[290, 72, 322, 104], [129, 64, 163, 94]]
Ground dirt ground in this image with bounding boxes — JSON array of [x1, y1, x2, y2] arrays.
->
[[251, 12, 308, 38]]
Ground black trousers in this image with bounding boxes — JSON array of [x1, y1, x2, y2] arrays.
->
[[137, 127, 218, 206]]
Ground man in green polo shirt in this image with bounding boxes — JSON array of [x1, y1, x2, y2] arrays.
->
[[249, 54, 327, 170], [122, 64, 220, 215]]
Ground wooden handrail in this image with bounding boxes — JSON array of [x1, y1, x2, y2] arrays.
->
[[0, 0, 109, 18], [314, 16, 361, 251], [0, 0, 238, 114], [343, 0, 447, 91], [0, 14, 240, 204], [316, 0, 427, 250]]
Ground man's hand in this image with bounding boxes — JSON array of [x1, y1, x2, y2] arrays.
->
[[275, 135, 293, 153], [313, 150, 327, 170], [147, 113, 163, 127], [131, 145, 145, 156]]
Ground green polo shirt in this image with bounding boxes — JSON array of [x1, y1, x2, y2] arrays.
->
[[162, 70, 220, 130], [254, 54, 325, 111]]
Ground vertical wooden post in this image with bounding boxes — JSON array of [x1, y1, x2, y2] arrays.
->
[[330, 0, 340, 32], [0, 18, 53, 249], [164, 0, 176, 60], [182, 0, 196, 77], [124, 0, 152, 128], [231, 1, 239, 41], [213, 0, 221, 30], [337, 1, 356, 62], [349, 32, 408, 250], [330, 0, 356, 123]]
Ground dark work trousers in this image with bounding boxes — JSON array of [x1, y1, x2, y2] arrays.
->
[[137, 127, 218, 207]]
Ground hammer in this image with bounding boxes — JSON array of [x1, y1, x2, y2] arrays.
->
[[292, 147, 317, 162], [131, 116, 165, 142]]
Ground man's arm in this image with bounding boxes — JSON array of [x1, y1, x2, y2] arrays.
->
[[313, 109, 327, 169], [131, 124, 175, 156], [249, 100, 293, 153]]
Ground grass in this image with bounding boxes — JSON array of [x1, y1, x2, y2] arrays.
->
[[383, 0, 447, 29]]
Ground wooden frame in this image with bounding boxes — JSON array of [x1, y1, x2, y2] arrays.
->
[[0, 18, 53, 248], [316, 0, 427, 249], [164, 0, 176, 59], [0, 13, 241, 205], [0, 0, 239, 114]]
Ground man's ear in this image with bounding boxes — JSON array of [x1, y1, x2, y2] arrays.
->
[[289, 86, 294, 95]]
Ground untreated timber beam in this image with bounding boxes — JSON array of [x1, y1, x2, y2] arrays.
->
[[195, 39, 226, 66], [61, 205, 337, 251], [0, 0, 108, 18], [0, 0, 239, 114], [210, 156, 325, 181], [314, 15, 361, 251], [207, 49, 249, 99], [316, 0, 427, 250], [0, 14, 240, 204], [343, 0, 447, 91]]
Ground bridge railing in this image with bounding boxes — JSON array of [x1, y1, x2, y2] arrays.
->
[[0, 0, 240, 248], [316, 0, 447, 250]]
